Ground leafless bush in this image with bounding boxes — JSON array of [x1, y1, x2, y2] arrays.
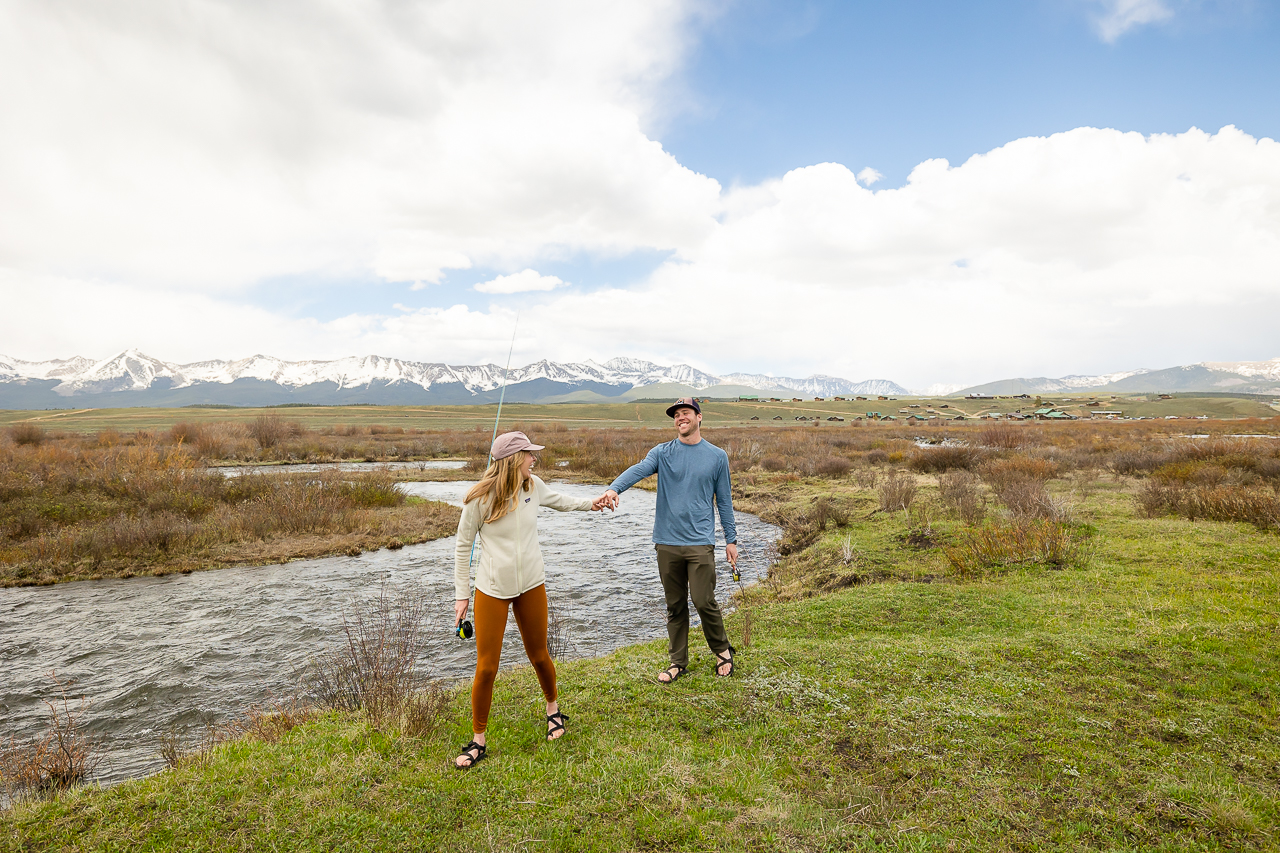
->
[[7, 423, 45, 447], [979, 456, 1061, 490], [547, 597, 573, 660], [815, 456, 852, 477], [853, 468, 878, 489], [908, 445, 983, 473], [865, 449, 889, 467], [761, 455, 789, 472], [248, 414, 289, 450], [1136, 480, 1280, 531], [994, 478, 1075, 523], [0, 673, 99, 803], [303, 583, 449, 737], [938, 470, 986, 525], [978, 423, 1032, 450], [777, 496, 851, 556], [877, 471, 917, 513], [945, 519, 1091, 576]]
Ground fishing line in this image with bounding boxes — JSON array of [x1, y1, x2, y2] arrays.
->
[[458, 315, 519, 640]]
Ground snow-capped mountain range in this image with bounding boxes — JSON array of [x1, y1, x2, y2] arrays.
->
[[957, 358, 1280, 396], [0, 350, 907, 407], [3, 351, 1277, 408]]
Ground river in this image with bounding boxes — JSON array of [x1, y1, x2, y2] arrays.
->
[[0, 479, 778, 784]]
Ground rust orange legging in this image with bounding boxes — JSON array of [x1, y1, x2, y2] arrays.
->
[[471, 584, 556, 734]]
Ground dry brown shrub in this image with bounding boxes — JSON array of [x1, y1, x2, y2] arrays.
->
[[877, 471, 917, 513], [979, 456, 1061, 490], [978, 423, 1032, 450], [303, 583, 451, 737], [938, 470, 986, 525], [908, 444, 984, 473], [994, 479, 1074, 523], [853, 468, 878, 489], [248, 414, 289, 449], [7, 424, 45, 447], [865, 449, 889, 467], [0, 673, 99, 802], [1138, 480, 1280, 531], [945, 519, 1090, 576], [815, 456, 852, 477], [760, 455, 789, 472]]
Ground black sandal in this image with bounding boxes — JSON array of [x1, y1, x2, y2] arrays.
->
[[455, 740, 487, 768], [715, 647, 735, 677], [546, 711, 568, 741], [656, 664, 687, 685]]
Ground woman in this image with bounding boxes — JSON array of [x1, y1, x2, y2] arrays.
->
[[452, 431, 608, 768]]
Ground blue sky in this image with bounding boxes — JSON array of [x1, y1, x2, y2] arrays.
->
[[2, 0, 1279, 387], [663, 1, 1279, 189]]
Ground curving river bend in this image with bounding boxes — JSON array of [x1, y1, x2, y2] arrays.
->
[[0, 478, 779, 784]]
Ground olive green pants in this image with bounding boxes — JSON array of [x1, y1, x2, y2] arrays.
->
[[656, 544, 731, 668]]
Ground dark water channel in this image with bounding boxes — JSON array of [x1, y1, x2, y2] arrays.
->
[[0, 480, 779, 784]]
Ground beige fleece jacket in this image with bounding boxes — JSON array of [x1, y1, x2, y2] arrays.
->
[[454, 475, 593, 601]]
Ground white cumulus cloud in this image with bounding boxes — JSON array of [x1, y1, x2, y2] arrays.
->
[[0, 0, 720, 290], [855, 167, 883, 186], [474, 270, 565, 294]]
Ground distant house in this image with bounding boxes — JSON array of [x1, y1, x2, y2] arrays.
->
[[813, 397, 825, 402], [881, 415, 897, 421], [792, 398, 803, 402], [826, 416, 844, 421], [939, 404, 950, 409], [952, 415, 967, 420], [866, 411, 882, 419], [899, 409, 910, 414], [749, 415, 759, 420], [773, 415, 783, 420], [833, 396, 846, 401], [1092, 410, 1123, 417], [856, 396, 867, 401], [967, 393, 994, 399], [877, 395, 888, 400], [1158, 394, 1173, 399], [739, 395, 759, 401], [908, 404, 920, 408]]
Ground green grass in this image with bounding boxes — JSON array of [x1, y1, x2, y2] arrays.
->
[[3, 476, 1278, 851], [2, 394, 1275, 435]]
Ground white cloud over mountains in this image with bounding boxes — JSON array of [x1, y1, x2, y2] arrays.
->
[[0, 1, 1277, 389]]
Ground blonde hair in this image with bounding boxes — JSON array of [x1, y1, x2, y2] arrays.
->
[[464, 451, 533, 523]]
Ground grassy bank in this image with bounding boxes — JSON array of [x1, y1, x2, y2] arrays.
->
[[0, 430, 460, 586], [3, 449, 1278, 850]]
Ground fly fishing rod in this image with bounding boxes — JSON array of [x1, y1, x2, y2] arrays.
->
[[457, 315, 519, 639]]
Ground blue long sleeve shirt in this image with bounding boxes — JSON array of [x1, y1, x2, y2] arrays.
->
[[608, 438, 737, 546]]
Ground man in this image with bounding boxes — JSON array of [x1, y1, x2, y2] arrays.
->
[[602, 398, 738, 682]]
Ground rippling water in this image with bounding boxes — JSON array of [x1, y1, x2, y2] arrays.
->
[[0, 481, 778, 784]]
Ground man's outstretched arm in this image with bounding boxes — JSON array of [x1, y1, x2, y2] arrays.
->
[[603, 446, 660, 506]]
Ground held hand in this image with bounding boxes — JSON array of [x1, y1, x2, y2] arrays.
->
[[454, 599, 469, 625], [726, 543, 738, 569], [595, 489, 619, 511], [590, 495, 610, 512]]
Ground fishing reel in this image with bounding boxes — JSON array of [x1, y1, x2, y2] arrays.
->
[[456, 619, 474, 640]]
